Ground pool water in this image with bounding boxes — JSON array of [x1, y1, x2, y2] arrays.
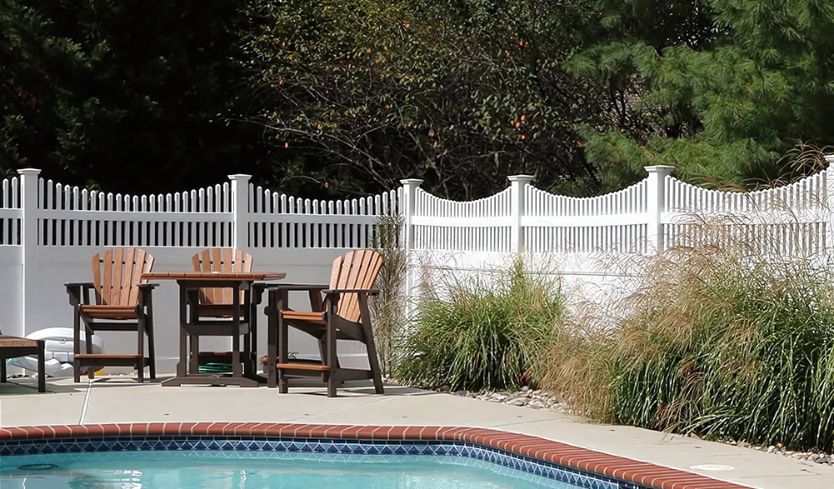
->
[[0, 450, 579, 488]]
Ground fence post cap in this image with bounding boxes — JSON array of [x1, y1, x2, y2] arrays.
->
[[507, 174, 535, 183], [400, 178, 423, 186], [644, 165, 675, 175], [17, 168, 42, 176], [227, 174, 252, 181]]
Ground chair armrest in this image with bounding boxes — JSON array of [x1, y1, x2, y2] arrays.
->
[[323, 288, 380, 296], [266, 284, 330, 312], [66, 282, 96, 306], [137, 283, 157, 310], [266, 284, 329, 292], [65, 282, 95, 288]]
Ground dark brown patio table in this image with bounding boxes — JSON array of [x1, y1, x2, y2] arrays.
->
[[142, 272, 286, 387]]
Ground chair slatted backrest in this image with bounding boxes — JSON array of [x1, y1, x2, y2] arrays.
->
[[328, 249, 384, 323], [92, 248, 155, 306], [192, 248, 253, 305]]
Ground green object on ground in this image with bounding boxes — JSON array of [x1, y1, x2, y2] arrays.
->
[[198, 363, 233, 374]]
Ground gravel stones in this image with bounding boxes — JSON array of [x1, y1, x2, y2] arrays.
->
[[452, 388, 834, 466], [451, 388, 570, 415]]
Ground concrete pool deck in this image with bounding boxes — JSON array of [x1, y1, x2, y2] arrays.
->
[[1, 377, 832, 488]]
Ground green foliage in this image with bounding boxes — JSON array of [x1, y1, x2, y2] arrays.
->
[[245, 0, 602, 199], [570, 0, 834, 189], [371, 214, 408, 376], [0, 0, 264, 192], [396, 259, 564, 391], [543, 232, 834, 451], [5, 1, 834, 198]]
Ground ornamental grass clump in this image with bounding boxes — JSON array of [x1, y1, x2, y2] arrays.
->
[[597, 239, 834, 451], [396, 259, 564, 391], [372, 215, 408, 377]]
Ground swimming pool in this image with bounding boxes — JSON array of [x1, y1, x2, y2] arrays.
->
[[2, 450, 581, 488], [0, 423, 742, 489]]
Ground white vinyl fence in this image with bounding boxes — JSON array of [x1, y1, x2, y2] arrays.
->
[[1, 158, 832, 372]]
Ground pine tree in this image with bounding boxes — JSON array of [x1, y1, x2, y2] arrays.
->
[[569, 0, 834, 189]]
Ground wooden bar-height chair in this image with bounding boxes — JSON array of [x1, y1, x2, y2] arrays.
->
[[66, 248, 157, 382], [188, 248, 255, 375], [265, 249, 384, 397]]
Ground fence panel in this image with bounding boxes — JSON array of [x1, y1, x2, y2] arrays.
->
[[37, 178, 234, 248], [247, 184, 399, 249], [522, 180, 649, 254], [411, 187, 513, 252], [0, 176, 21, 245], [663, 171, 829, 256]]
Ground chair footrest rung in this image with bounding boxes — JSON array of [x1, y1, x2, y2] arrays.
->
[[277, 362, 331, 372], [75, 354, 143, 359], [75, 354, 148, 366]]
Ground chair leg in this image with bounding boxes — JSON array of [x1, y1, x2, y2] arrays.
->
[[362, 319, 384, 395], [242, 289, 252, 377], [189, 335, 200, 375], [278, 369, 288, 394], [278, 314, 289, 393], [73, 308, 81, 383], [146, 313, 156, 380], [84, 318, 95, 380], [232, 333, 241, 379], [326, 372, 337, 398], [325, 317, 337, 398], [37, 340, 45, 393], [137, 316, 145, 383], [267, 305, 278, 388]]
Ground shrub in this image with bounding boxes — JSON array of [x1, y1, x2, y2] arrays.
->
[[396, 259, 564, 392], [536, 309, 616, 421], [543, 233, 834, 452], [372, 215, 408, 376]]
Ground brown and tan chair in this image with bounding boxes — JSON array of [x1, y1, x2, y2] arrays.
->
[[265, 249, 384, 397], [188, 248, 255, 374], [0, 331, 46, 392], [66, 247, 157, 382]]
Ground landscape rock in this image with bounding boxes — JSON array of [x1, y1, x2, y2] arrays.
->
[[450, 388, 834, 466]]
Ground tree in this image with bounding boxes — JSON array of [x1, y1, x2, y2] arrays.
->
[[0, 0, 264, 192], [568, 0, 834, 190], [243, 0, 607, 199]]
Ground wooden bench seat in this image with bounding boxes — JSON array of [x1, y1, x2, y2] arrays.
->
[[78, 305, 138, 319]]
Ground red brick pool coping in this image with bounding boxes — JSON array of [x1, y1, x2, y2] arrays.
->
[[0, 422, 748, 489]]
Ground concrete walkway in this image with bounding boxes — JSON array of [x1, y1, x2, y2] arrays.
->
[[1, 376, 832, 489]]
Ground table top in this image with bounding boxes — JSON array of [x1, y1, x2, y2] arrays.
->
[[142, 272, 287, 282]]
